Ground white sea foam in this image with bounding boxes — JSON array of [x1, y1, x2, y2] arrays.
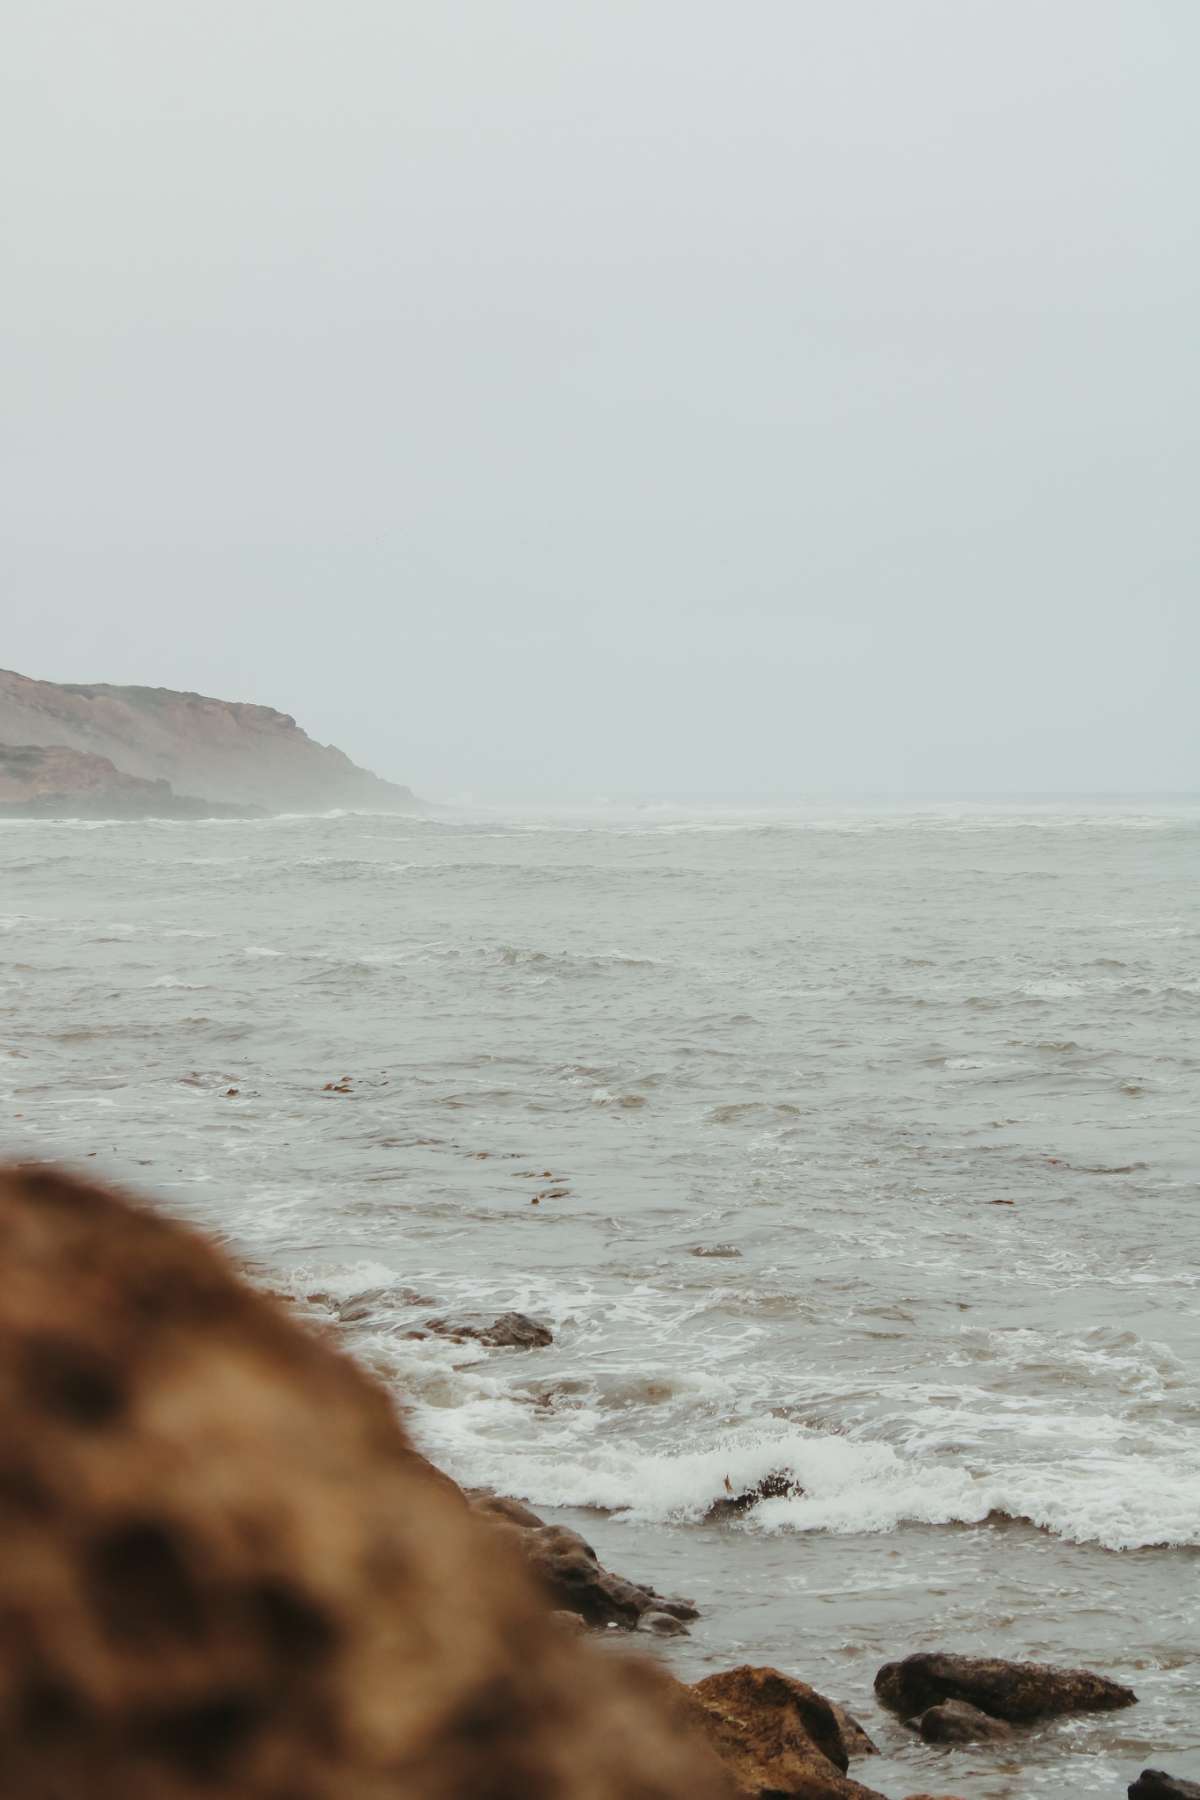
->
[[406, 1388, 1200, 1551]]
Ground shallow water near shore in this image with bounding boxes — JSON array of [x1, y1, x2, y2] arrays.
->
[[2, 799, 1198, 1796]]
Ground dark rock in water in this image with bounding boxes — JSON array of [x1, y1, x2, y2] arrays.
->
[[470, 1492, 699, 1629], [642, 1610, 691, 1638], [875, 1652, 1136, 1722], [706, 1469, 803, 1522], [916, 1700, 1014, 1744], [828, 1702, 879, 1757], [1129, 1775, 1200, 1800], [425, 1310, 553, 1349], [673, 1665, 888, 1799], [0, 1164, 732, 1799]]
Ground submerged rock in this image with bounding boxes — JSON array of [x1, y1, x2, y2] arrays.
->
[[470, 1492, 699, 1629], [677, 1666, 887, 1800], [875, 1652, 1136, 1723], [0, 1165, 732, 1800], [916, 1700, 1014, 1744], [320, 1284, 437, 1323], [425, 1310, 554, 1349], [642, 1610, 691, 1638], [1129, 1776, 1200, 1800]]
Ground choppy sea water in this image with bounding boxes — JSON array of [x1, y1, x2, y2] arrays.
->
[[2, 800, 1197, 1797]]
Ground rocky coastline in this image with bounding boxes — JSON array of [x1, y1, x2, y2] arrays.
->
[[0, 668, 421, 817], [0, 1165, 1186, 1800]]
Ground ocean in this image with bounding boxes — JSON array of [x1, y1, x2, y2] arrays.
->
[[2, 800, 1197, 1797]]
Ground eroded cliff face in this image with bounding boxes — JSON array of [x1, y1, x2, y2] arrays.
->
[[0, 670, 419, 814]]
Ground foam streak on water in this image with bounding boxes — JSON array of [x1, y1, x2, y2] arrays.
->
[[3, 799, 1199, 1797]]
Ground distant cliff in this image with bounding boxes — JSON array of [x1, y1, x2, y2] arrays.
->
[[0, 670, 421, 817]]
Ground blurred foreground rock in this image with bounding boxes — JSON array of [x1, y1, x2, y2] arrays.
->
[[0, 1166, 731, 1800], [1129, 1777, 1200, 1800]]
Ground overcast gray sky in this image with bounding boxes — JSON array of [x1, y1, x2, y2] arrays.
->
[[3, 1, 1197, 797]]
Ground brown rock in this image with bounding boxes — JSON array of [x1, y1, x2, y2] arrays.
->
[[828, 1702, 879, 1757], [0, 1165, 733, 1800], [1129, 1777, 1200, 1800], [471, 1492, 699, 1628], [916, 1699, 1014, 1744], [425, 1310, 553, 1349], [875, 1652, 1136, 1723], [682, 1666, 888, 1799]]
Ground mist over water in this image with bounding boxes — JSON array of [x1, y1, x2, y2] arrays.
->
[[3, 798, 1198, 1796]]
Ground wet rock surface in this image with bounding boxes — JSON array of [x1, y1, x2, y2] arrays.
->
[[875, 1651, 1137, 1723], [642, 1609, 691, 1638], [0, 1166, 731, 1800], [424, 1310, 554, 1348], [705, 1469, 803, 1522], [1129, 1776, 1200, 1800], [915, 1699, 1014, 1744], [470, 1492, 699, 1628], [678, 1665, 887, 1800]]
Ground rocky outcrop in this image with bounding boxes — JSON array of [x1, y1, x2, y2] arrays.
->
[[674, 1666, 887, 1800], [0, 745, 259, 819], [1129, 1777, 1200, 1800], [470, 1493, 699, 1629], [0, 1164, 732, 1800], [422, 1311, 554, 1349], [875, 1653, 1136, 1723], [915, 1700, 1013, 1744], [0, 668, 420, 814]]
